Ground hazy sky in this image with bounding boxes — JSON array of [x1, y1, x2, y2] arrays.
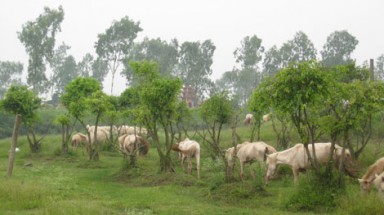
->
[[1, 0, 384, 95]]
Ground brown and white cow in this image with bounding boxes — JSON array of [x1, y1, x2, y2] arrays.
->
[[118, 134, 149, 156], [358, 157, 384, 193], [71, 132, 88, 147], [243, 114, 254, 126]]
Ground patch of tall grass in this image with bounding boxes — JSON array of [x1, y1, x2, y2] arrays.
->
[[283, 168, 346, 213], [336, 189, 384, 215]]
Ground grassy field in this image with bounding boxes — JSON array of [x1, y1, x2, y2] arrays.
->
[[0, 124, 383, 215]]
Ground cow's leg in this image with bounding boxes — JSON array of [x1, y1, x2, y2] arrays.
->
[[188, 157, 192, 175], [250, 163, 255, 179], [292, 166, 299, 185], [181, 155, 186, 172], [240, 161, 245, 180], [196, 155, 200, 179]]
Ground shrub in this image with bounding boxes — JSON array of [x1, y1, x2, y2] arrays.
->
[[336, 188, 384, 215], [283, 168, 345, 213]]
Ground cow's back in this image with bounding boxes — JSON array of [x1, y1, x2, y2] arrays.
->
[[237, 142, 266, 163]]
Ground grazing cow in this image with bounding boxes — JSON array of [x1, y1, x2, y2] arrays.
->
[[118, 134, 149, 156], [88, 128, 110, 145], [262, 114, 271, 123], [118, 125, 148, 137], [172, 138, 200, 179], [226, 141, 276, 180], [373, 172, 384, 198], [71, 132, 89, 147], [358, 157, 384, 193], [243, 113, 254, 126], [265, 142, 351, 185], [71, 132, 91, 152], [87, 125, 118, 135]]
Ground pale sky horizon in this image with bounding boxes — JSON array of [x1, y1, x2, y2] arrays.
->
[[1, 0, 384, 96]]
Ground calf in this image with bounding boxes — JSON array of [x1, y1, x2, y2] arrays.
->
[[172, 138, 200, 179]]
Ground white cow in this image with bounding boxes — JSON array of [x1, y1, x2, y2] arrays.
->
[[225, 141, 276, 180], [87, 125, 117, 134], [265, 142, 351, 185], [118, 125, 148, 136], [373, 172, 384, 198], [172, 138, 200, 179], [262, 114, 271, 123]]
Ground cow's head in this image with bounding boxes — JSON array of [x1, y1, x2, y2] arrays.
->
[[358, 178, 375, 193], [225, 147, 235, 167], [265, 153, 278, 185]]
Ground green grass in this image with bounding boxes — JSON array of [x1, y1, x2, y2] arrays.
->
[[0, 125, 383, 214]]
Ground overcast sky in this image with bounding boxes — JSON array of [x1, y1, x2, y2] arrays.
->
[[1, 0, 384, 95]]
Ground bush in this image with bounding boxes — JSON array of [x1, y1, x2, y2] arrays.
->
[[283, 168, 345, 213], [336, 188, 384, 215]]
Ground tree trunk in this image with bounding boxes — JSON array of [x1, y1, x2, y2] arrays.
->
[[160, 153, 175, 173], [61, 124, 68, 155], [7, 114, 22, 177]]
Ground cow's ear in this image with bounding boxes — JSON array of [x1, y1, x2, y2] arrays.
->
[[382, 176, 384, 182]]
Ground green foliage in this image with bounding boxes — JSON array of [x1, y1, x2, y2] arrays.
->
[[17, 6, 64, 94], [177, 40, 216, 101], [281, 31, 317, 64], [123, 37, 179, 81], [271, 61, 331, 113], [54, 113, 71, 126], [0, 61, 23, 99], [50, 43, 79, 105], [234, 35, 263, 69], [128, 60, 183, 172], [248, 76, 273, 116], [61, 77, 101, 119], [321, 30, 359, 67], [95, 16, 142, 57], [1, 85, 41, 121], [284, 169, 345, 213], [129, 60, 160, 85], [199, 93, 233, 125], [262, 31, 317, 77], [95, 15, 142, 93], [141, 77, 182, 118], [336, 188, 384, 215]]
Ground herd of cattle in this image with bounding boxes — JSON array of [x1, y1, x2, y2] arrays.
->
[[70, 117, 384, 198]]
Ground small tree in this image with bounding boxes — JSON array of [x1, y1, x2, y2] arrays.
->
[[0, 61, 23, 99], [260, 61, 332, 171], [95, 16, 142, 94], [61, 77, 103, 160], [199, 92, 233, 181], [1, 85, 40, 176], [54, 113, 75, 155], [18, 6, 64, 95], [249, 77, 292, 149], [127, 61, 183, 173]]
